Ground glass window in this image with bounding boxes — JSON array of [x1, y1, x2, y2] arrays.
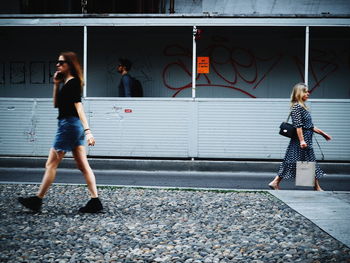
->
[[308, 27, 350, 99], [195, 26, 305, 98], [0, 27, 83, 98], [87, 26, 192, 97]]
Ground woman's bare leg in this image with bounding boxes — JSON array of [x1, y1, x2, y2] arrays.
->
[[314, 179, 324, 191], [37, 148, 65, 198], [268, 176, 282, 190], [72, 145, 98, 198]]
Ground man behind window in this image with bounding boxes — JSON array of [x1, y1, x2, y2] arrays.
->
[[117, 58, 133, 97]]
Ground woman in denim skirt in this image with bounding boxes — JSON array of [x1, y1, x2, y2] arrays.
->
[[18, 51, 103, 213]]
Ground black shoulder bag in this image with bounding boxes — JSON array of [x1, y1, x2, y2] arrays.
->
[[279, 112, 296, 138]]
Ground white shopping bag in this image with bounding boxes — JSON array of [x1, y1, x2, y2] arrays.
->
[[296, 161, 316, 187]]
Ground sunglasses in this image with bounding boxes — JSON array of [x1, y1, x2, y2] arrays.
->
[[56, 60, 67, 66]]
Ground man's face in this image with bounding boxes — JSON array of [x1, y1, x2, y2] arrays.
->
[[117, 64, 124, 74]]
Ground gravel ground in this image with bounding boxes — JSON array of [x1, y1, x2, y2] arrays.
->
[[0, 184, 349, 263]]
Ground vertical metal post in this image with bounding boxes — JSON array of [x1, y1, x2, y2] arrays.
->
[[81, 0, 88, 14], [170, 0, 175, 13], [160, 0, 166, 13], [192, 26, 197, 99], [83, 25, 87, 97], [304, 26, 309, 86]]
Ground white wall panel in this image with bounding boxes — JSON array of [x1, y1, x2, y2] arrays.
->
[[0, 99, 36, 155], [0, 98, 349, 161], [309, 100, 350, 160], [203, 0, 350, 15], [87, 98, 192, 157], [197, 99, 290, 159], [33, 100, 58, 155]]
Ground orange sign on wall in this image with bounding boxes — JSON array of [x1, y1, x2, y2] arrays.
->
[[197, 57, 210, 74]]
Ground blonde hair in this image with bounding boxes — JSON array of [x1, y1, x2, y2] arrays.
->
[[290, 83, 308, 109], [60, 51, 84, 93]]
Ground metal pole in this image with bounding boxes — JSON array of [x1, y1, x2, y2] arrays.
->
[[192, 26, 196, 99], [170, 0, 175, 14], [83, 25, 87, 97], [304, 26, 309, 86]]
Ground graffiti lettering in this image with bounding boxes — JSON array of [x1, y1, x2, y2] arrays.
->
[[163, 44, 283, 98], [163, 43, 342, 97], [294, 49, 338, 94]]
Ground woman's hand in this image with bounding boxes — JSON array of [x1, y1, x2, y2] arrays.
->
[[296, 128, 307, 148], [85, 131, 95, 146], [53, 71, 64, 85], [300, 140, 308, 149], [322, 132, 332, 141], [313, 127, 332, 141]]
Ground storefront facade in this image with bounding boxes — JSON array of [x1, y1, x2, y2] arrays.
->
[[1, 1, 349, 160]]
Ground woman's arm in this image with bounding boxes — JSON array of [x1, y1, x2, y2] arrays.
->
[[75, 102, 95, 146], [53, 84, 59, 108], [313, 126, 332, 141], [296, 127, 307, 148], [53, 72, 62, 108]]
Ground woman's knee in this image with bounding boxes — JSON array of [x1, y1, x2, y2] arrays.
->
[[76, 162, 85, 172], [45, 159, 60, 170], [77, 162, 92, 174], [73, 146, 91, 173], [74, 155, 91, 173], [45, 149, 64, 169]]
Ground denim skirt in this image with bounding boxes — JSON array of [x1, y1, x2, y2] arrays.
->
[[53, 117, 85, 152]]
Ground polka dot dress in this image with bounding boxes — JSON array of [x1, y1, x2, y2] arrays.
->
[[277, 103, 325, 179]]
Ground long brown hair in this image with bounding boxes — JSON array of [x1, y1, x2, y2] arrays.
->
[[290, 83, 308, 110], [60, 51, 84, 92]]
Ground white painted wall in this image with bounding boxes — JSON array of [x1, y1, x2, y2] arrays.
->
[[0, 98, 349, 160]]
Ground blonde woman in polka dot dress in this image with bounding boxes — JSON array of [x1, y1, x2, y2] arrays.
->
[[269, 83, 332, 191]]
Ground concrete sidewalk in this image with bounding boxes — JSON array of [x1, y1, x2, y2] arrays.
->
[[269, 190, 350, 248], [1, 156, 350, 174]]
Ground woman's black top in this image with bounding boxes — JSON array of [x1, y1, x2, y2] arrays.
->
[[57, 78, 82, 119]]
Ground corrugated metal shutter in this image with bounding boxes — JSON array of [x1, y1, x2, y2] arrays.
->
[[33, 100, 58, 156], [309, 100, 350, 160], [87, 99, 191, 157], [0, 99, 36, 155], [197, 99, 290, 159], [202, 0, 350, 15], [1, 98, 349, 160]]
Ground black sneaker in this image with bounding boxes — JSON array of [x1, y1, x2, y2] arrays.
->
[[18, 196, 42, 212], [79, 198, 103, 213]]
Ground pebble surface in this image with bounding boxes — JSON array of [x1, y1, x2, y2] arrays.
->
[[1, 184, 349, 263]]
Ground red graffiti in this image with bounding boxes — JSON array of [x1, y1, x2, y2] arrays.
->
[[294, 49, 338, 94], [163, 43, 342, 97], [162, 44, 283, 98]]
